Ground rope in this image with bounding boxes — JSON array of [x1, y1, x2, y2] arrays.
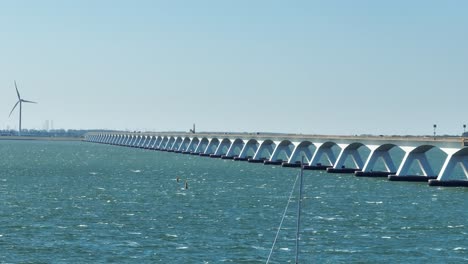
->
[[266, 171, 300, 264]]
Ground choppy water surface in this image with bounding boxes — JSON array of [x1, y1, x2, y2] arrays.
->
[[0, 140, 466, 263]]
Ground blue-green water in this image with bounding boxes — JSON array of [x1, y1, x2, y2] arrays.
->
[[0, 140, 466, 263]]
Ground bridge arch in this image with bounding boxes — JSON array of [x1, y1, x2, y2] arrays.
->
[[186, 137, 200, 152], [310, 141, 340, 167], [331, 142, 371, 171], [213, 138, 231, 157], [437, 147, 468, 181], [137, 135, 147, 147], [226, 138, 245, 158], [396, 145, 447, 178], [288, 141, 317, 165], [111, 135, 119, 145], [144, 136, 156, 148], [151, 136, 162, 149], [165, 136, 176, 150], [238, 139, 259, 160], [128, 135, 136, 146], [204, 138, 220, 155], [270, 140, 295, 163], [178, 137, 191, 151], [357, 144, 405, 176], [159, 136, 169, 150], [171, 137, 183, 151], [252, 140, 276, 161], [195, 137, 210, 154]]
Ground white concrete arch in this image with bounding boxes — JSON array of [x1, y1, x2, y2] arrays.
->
[[131, 135, 140, 147], [140, 135, 148, 147], [116, 135, 125, 145], [289, 141, 316, 164], [333, 142, 370, 170], [396, 145, 446, 177], [253, 139, 276, 161], [270, 140, 296, 162], [186, 137, 200, 152], [214, 138, 232, 156], [309, 141, 339, 167], [123, 135, 133, 146], [109, 135, 118, 145], [151, 136, 162, 149], [144, 136, 155, 148], [171, 137, 183, 151], [159, 136, 169, 150], [103, 134, 111, 144], [178, 137, 191, 151], [437, 147, 468, 181], [360, 144, 403, 174], [225, 138, 245, 158], [194, 137, 210, 154], [204, 138, 220, 155], [238, 139, 260, 159], [116, 134, 124, 145], [130, 135, 139, 147], [138, 136, 148, 148], [164, 136, 176, 150]]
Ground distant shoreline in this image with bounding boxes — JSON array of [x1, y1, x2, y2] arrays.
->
[[0, 136, 84, 142]]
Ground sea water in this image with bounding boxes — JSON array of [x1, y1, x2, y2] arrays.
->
[[0, 140, 466, 263]]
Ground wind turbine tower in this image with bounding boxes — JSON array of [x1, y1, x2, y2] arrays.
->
[[9, 81, 38, 136]]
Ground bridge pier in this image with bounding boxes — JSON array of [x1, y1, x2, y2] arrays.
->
[[103, 134, 111, 144], [266, 140, 293, 165], [388, 146, 438, 182], [120, 135, 128, 146], [193, 138, 209, 155], [185, 137, 200, 153], [304, 142, 336, 170], [139, 136, 148, 148], [283, 141, 314, 168], [355, 144, 398, 177], [116, 135, 124, 145], [211, 138, 231, 158], [223, 139, 244, 159], [130, 135, 139, 147], [111, 135, 119, 145], [169, 137, 182, 151], [201, 138, 219, 157], [176, 137, 190, 152], [429, 148, 468, 187], [237, 139, 259, 161], [128, 136, 138, 147], [131, 136, 140, 147], [250, 140, 275, 163], [159, 137, 169, 150], [167, 136, 177, 150], [327, 143, 366, 173]]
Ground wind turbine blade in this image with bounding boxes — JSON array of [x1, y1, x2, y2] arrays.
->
[[21, 99, 37, 104], [9, 101, 19, 117], [14, 80, 21, 100]]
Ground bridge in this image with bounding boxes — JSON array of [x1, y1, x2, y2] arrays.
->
[[84, 132, 468, 187]]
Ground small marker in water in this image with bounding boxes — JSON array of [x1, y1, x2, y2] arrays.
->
[[185, 180, 188, 189], [176, 176, 180, 182]]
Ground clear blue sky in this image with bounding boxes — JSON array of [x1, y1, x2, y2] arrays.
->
[[1, 1, 467, 135]]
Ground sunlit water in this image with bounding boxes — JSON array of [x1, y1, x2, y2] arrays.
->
[[0, 140, 466, 263]]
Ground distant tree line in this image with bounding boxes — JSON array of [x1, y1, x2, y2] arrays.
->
[[0, 129, 120, 138]]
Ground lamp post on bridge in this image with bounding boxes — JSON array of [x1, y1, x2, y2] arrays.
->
[[433, 124, 437, 140]]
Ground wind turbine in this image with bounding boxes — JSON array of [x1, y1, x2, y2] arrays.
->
[[9, 81, 37, 136]]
